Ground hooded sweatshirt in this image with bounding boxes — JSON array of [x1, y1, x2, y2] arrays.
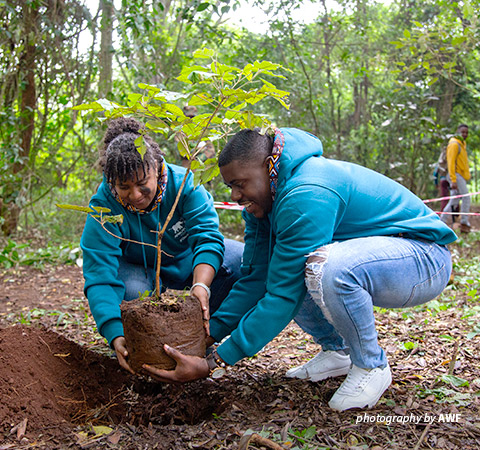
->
[[81, 163, 225, 345], [209, 127, 457, 365]]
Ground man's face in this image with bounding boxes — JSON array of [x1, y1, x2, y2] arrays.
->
[[220, 157, 272, 219], [459, 126, 468, 140]]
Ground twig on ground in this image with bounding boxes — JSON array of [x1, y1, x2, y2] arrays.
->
[[238, 432, 285, 450], [413, 422, 432, 450], [448, 340, 460, 375]]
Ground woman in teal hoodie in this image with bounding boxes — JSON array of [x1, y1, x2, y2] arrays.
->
[[143, 128, 456, 411], [81, 118, 243, 373]]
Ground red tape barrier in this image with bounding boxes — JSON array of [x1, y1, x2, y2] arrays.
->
[[214, 191, 480, 214]]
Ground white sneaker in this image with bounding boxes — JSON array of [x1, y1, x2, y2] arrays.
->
[[328, 364, 392, 411], [285, 350, 351, 382]]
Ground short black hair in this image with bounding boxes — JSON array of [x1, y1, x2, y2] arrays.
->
[[218, 128, 273, 167], [98, 117, 165, 184]]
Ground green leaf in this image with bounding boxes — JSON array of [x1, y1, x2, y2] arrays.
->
[[177, 137, 191, 158], [402, 341, 418, 350], [127, 93, 143, 106], [451, 36, 466, 46], [463, 1, 474, 19], [56, 204, 94, 213], [192, 158, 219, 186], [303, 426, 317, 440], [443, 61, 457, 69], [134, 135, 146, 159], [91, 425, 113, 437], [193, 48, 215, 59], [72, 101, 105, 112], [440, 375, 469, 387], [177, 67, 217, 84], [96, 98, 118, 112], [197, 3, 209, 12], [91, 206, 112, 213], [145, 119, 169, 133], [138, 83, 162, 93], [101, 214, 124, 225], [188, 93, 214, 106]]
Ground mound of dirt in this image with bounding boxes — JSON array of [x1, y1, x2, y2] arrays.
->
[[0, 325, 130, 442]]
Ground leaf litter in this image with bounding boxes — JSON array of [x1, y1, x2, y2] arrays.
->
[[0, 223, 479, 449]]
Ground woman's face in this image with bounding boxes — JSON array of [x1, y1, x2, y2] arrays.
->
[[114, 164, 158, 210], [220, 157, 272, 219]]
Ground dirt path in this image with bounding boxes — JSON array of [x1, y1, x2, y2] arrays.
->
[[1, 236, 480, 449]]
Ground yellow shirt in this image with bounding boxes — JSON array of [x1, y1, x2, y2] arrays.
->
[[447, 137, 470, 182]]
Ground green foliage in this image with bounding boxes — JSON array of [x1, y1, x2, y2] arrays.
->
[[416, 386, 472, 406], [2, 0, 480, 241], [75, 48, 289, 185], [0, 239, 82, 269]]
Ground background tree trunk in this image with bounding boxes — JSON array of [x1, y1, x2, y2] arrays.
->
[[1, 2, 38, 236], [99, 0, 114, 98]]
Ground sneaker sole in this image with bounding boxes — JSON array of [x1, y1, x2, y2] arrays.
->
[[308, 366, 351, 382], [286, 365, 350, 382]]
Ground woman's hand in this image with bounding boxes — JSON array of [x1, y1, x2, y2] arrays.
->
[[143, 344, 210, 383], [191, 263, 215, 335], [112, 336, 135, 374], [190, 284, 210, 334]]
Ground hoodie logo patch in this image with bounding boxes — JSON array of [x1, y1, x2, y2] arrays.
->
[[170, 219, 188, 242]]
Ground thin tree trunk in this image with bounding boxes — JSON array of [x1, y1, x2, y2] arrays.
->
[[99, 0, 114, 98]]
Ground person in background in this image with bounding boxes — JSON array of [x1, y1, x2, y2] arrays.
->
[[81, 117, 244, 373], [441, 124, 471, 233], [143, 127, 456, 412]]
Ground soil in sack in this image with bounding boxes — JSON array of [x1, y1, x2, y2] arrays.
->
[[121, 293, 206, 372]]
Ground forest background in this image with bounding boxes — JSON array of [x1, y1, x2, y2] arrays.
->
[[1, 0, 480, 255]]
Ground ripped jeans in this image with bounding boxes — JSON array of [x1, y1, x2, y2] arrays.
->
[[295, 237, 452, 369]]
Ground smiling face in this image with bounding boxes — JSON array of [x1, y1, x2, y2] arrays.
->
[[220, 157, 272, 219], [114, 164, 158, 210], [458, 126, 468, 140]]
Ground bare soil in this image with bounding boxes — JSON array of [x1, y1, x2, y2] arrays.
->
[[0, 220, 480, 449]]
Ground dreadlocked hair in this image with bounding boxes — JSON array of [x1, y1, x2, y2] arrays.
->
[[98, 117, 165, 184]]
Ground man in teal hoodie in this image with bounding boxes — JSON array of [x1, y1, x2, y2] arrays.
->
[[144, 128, 456, 411]]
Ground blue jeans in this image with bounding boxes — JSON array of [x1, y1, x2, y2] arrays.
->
[[118, 238, 244, 315], [295, 237, 452, 369]]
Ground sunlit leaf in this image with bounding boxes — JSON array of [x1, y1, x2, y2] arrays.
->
[[56, 204, 93, 213], [134, 135, 146, 159], [91, 206, 112, 213], [101, 214, 124, 225], [91, 425, 113, 437], [193, 48, 215, 59]]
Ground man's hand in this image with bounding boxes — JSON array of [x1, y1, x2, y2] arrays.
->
[[142, 344, 210, 383], [112, 336, 135, 374]]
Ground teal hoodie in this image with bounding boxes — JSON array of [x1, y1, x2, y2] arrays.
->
[[210, 128, 457, 365], [81, 163, 224, 345]]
